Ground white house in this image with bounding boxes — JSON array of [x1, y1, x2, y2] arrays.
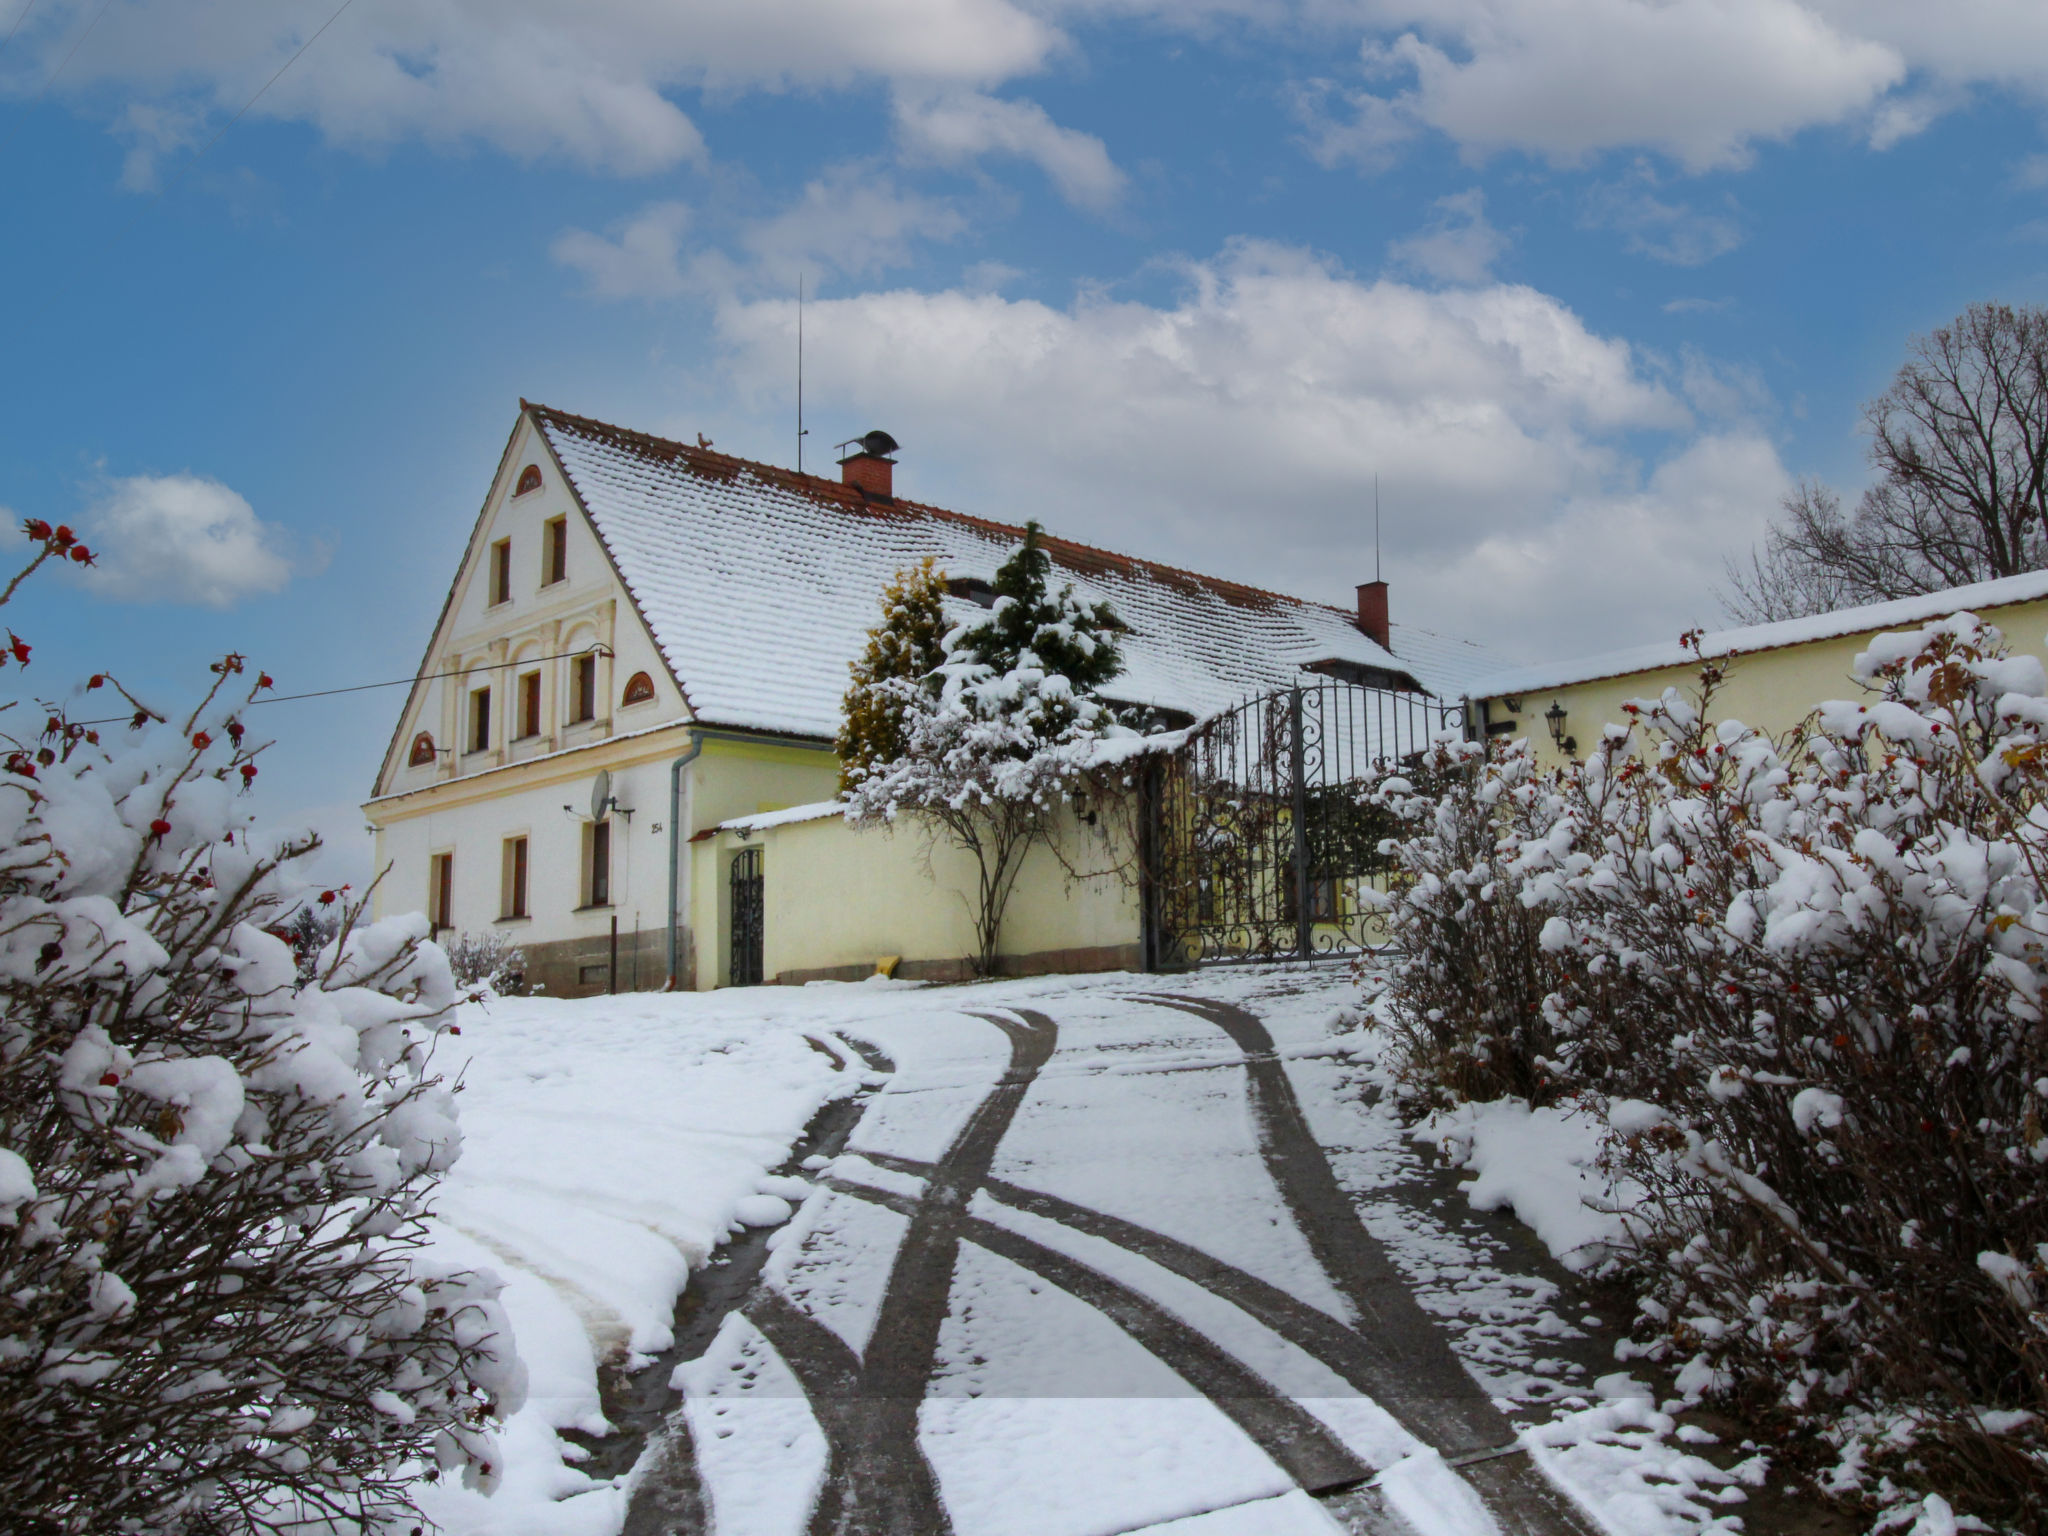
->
[[363, 403, 1495, 993]]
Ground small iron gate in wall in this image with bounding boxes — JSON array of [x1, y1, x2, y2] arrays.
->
[[730, 846, 764, 987], [1142, 681, 1466, 967]]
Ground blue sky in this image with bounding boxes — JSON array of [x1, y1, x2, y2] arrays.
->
[[4, 0, 2048, 876]]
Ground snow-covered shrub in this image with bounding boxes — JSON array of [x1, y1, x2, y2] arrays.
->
[[844, 522, 1129, 974], [444, 928, 531, 998], [271, 899, 342, 983], [0, 524, 523, 1534], [1378, 623, 2048, 1526], [1368, 734, 1572, 1106]]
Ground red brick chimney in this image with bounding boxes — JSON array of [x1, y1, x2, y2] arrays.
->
[[1356, 580, 1389, 650], [838, 429, 899, 499]]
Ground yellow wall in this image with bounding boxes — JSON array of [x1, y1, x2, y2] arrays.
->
[[691, 806, 1142, 988], [1482, 596, 2048, 771]]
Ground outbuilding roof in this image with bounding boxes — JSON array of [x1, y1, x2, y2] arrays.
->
[[530, 404, 1488, 738], [1464, 569, 2048, 701]]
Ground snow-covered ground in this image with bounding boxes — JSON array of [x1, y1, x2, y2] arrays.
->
[[404, 966, 1771, 1536], [409, 986, 888, 1534]]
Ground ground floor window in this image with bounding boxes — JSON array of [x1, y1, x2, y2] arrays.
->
[[430, 852, 453, 934], [501, 836, 528, 919], [584, 818, 611, 907]]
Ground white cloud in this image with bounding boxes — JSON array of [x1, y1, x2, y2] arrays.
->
[[894, 91, 1126, 209], [552, 202, 692, 299], [80, 474, 300, 608], [553, 170, 963, 300], [11, 0, 1058, 176], [1583, 165, 1744, 265], [705, 241, 1783, 657], [1320, 0, 1904, 173], [742, 166, 967, 281], [1388, 188, 1510, 285], [1410, 431, 1790, 657]]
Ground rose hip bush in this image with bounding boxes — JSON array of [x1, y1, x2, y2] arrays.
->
[[0, 523, 523, 1533], [1371, 623, 2048, 1529]]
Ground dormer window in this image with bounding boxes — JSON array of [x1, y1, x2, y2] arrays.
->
[[947, 576, 998, 608], [621, 670, 656, 707], [514, 464, 543, 497]]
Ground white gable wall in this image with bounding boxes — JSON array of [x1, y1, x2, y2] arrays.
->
[[374, 415, 686, 802], [367, 416, 701, 985]]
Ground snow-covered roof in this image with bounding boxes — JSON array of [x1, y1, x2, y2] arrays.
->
[[1465, 569, 2048, 701], [1374, 621, 1508, 699], [531, 404, 1452, 739], [718, 801, 845, 834]]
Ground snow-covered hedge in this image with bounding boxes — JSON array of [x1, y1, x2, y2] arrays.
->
[[1373, 623, 2048, 1528], [0, 525, 521, 1533]]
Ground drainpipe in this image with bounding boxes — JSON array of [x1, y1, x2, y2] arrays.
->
[[664, 734, 705, 989]]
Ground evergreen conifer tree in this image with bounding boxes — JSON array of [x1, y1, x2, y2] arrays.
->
[[947, 522, 1123, 741], [844, 525, 1128, 973], [836, 557, 949, 793]]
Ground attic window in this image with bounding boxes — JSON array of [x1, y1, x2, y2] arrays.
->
[[514, 464, 543, 497], [947, 576, 998, 608], [1303, 658, 1413, 691], [621, 670, 656, 707], [408, 732, 438, 767]]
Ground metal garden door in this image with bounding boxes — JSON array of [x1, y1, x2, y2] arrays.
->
[[729, 846, 764, 987], [1142, 681, 1464, 968]]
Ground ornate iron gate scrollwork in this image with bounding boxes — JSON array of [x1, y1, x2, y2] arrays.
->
[[1143, 681, 1465, 967]]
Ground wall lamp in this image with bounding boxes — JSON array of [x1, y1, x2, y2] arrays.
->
[[1545, 700, 1577, 756]]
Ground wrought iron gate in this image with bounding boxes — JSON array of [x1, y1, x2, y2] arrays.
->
[[1143, 681, 1465, 967], [729, 846, 764, 987]]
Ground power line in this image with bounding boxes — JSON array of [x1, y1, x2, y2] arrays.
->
[[69, 644, 615, 727], [3, 0, 42, 53], [0, 0, 114, 155], [159, 0, 356, 196], [19, 0, 358, 306]]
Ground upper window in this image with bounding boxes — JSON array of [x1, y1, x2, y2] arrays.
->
[[517, 670, 541, 738], [544, 517, 568, 586], [408, 731, 437, 767], [514, 464, 544, 497], [489, 538, 511, 606], [468, 686, 492, 754], [571, 653, 597, 724], [621, 670, 656, 707]]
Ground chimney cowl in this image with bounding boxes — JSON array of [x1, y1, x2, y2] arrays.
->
[[837, 429, 899, 499], [1356, 580, 1389, 651]]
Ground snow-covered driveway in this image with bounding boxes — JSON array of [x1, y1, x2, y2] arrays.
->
[[640, 971, 1602, 1536]]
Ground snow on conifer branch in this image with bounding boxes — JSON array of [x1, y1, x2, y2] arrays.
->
[[841, 522, 1132, 974]]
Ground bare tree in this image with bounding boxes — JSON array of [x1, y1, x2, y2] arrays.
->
[[1726, 303, 2048, 623]]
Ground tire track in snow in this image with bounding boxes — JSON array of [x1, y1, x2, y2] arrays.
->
[[1139, 995, 1601, 1536], [763, 1008, 1058, 1536], [833, 1176, 1375, 1498]]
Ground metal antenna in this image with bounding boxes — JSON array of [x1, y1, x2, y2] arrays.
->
[[1374, 473, 1381, 582], [794, 274, 802, 473]]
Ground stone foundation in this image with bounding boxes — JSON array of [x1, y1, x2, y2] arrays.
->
[[514, 926, 678, 998]]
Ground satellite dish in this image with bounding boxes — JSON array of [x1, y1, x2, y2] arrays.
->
[[590, 769, 613, 821], [859, 429, 899, 458]]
